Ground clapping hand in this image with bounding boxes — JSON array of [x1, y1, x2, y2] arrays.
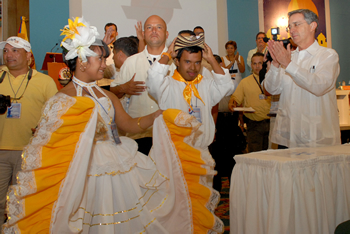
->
[[234, 52, 240, 61], [267, 40, 291, 68]]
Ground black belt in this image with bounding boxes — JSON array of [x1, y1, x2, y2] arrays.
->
[[244, 115, 270, 123]]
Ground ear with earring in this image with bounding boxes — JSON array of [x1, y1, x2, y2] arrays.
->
[[79, 60, 87, 72]]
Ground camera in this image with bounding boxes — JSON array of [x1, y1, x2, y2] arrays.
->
[[264, 27, 291, 62], [0, 94, 11, 114], [271, 27, 279, 38]]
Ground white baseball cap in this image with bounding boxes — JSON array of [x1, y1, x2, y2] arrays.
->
[[0, 36, 31, 52]]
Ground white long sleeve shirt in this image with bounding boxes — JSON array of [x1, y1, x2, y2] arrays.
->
[[264, 41, 341, 148], [147, 62, 234, 148], [110, 46, 176, 139]]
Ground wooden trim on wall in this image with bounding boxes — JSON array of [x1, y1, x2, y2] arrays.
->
[[2, 0, 29, 39], [3, 0, 8, 39]]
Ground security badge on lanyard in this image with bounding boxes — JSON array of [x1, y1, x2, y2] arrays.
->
[[229, 64, 238, 80], [189, 106, 202, 123], [259, 94, 266, 100], [7, 103, 21, 119], [5, 69, 33, 119], [253, 75, 266, 100], [110, 121, 121, 145]]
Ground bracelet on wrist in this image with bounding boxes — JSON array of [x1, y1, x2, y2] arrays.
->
[[161, 52, 171, 60], [137, 117, 147, 131]]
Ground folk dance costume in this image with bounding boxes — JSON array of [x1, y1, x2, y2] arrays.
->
[[3, 74, 229, 234], [3, 77, 165, 233], [3, 17, 228, 234], [147, 64, 233, 233], [147, 33, 234, 234]]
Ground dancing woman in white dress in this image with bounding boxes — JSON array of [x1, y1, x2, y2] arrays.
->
[[4, 17, 226, 234], [3, 17, 170, 234]]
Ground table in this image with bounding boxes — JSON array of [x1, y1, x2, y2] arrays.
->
[[341, 125, 350, 131], [230, 144, 350, 234]]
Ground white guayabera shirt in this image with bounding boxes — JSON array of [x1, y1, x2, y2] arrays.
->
[[264, 41, 341, 148]]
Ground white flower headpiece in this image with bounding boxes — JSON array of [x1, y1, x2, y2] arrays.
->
[[60, 17, 100, 62]]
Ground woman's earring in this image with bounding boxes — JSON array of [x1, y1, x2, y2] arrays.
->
[[80, 61, 86, 72]]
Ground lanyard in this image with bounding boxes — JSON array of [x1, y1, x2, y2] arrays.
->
[[72, 78, 112, 124], [252, 74, 264, 94], [7, 69, 33, 102], [72, 77, 121, 145], [189, 80, 199, 109], [0, 72, 6, 83]]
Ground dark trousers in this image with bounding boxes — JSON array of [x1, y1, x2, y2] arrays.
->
[[245, 117, 270, 153], [212, 112, 242, 192], [135, 137, 153, 155]]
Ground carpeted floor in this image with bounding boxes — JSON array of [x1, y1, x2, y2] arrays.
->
[[215, 177, 230, 234]]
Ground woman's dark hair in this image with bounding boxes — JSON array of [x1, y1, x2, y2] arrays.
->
[[176, 46, 202, 60], [225, 40, 237, 50], [62, 40, 110, 78]]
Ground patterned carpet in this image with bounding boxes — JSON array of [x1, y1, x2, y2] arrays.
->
[[215, 177, 230, 234]]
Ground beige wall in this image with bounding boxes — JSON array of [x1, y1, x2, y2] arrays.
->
[[69, 0, 228, 56]]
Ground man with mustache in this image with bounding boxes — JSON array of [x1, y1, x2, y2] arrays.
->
[[0, 37, 57, 225]]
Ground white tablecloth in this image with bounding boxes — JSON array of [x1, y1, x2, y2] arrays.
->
[[230, 144, 350, 234]]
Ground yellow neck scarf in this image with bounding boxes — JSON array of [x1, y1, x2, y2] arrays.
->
[[172, 69, 205, 110]]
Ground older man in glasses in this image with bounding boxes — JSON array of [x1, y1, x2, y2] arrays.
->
[[263, 9, 340, 149]]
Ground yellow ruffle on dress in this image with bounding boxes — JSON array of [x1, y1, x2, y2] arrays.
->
[[158, 109, 223, 234], [4, 95, 96, 233], [3, 93, 172, 234], [3, 94, 222, 233]]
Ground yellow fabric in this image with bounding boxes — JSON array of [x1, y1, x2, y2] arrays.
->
[[60, 17, 86, 43], [18, 16, 36, 69], [8, 97, 95, 233], [172, 70, 205, 110], [232, 74, 271, 121], [162, 109, 215, 234], [0, 67, 57, 150]]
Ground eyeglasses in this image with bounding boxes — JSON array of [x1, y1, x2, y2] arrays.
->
[[286, 22, 307, 32]]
